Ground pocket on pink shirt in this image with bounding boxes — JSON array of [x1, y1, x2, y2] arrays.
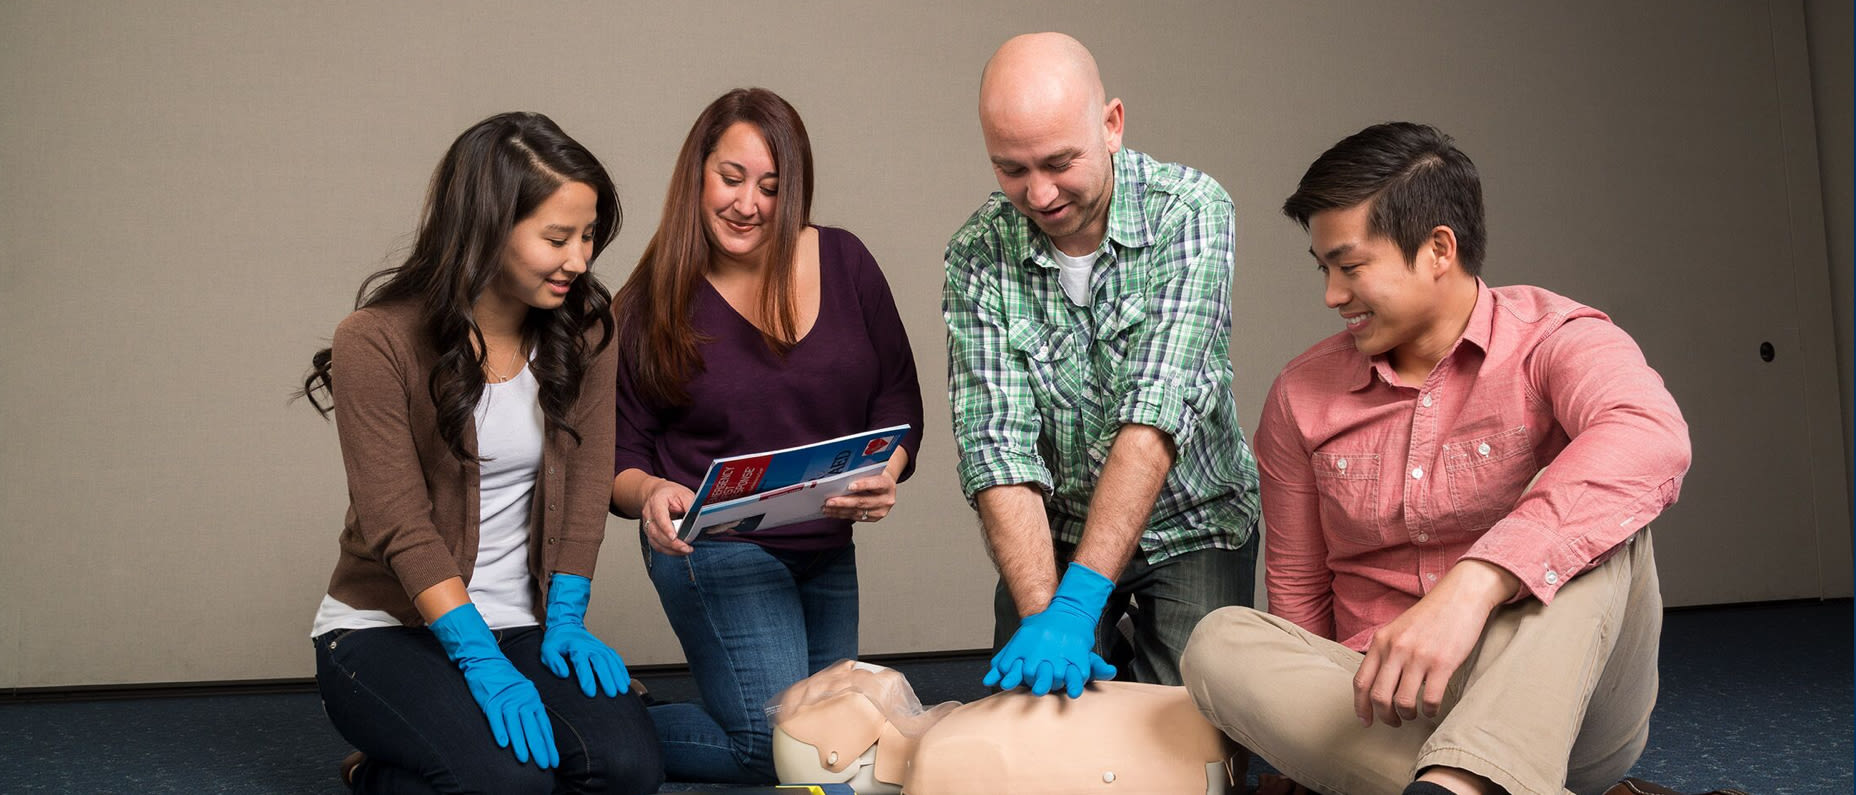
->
[[1311, 451, 1383, 546], [1442, 425, 1537, 533]]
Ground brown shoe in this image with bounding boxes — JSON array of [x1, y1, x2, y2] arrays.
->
[[339, 750, 366, 789], [1605, 777, 1750, 795]]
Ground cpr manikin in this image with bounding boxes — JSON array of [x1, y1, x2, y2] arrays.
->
[[770, 660, 1239, 795]]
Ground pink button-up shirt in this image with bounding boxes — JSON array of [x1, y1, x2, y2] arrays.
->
[[1255, 281, 1690, 651]]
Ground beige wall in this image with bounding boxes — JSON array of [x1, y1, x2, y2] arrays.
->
[[1806, 0, 1854, 491], [1, 1, 1846, 688]]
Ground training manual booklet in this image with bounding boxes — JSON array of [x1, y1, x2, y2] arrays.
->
[[674, 424, 910, 543]]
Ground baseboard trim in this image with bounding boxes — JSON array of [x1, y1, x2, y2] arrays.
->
[[10, 597, 1844, 703], [0, 648, 995, 704]]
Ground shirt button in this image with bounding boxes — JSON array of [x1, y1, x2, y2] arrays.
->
[[1336, 458, 1348, 471], [1421, 393, 1433, 408], [548, 503, 558, 511], [547, 537, 558, 545], [1416, 532, 1429, 543], [1477, 443, 1491, 457], [1426, 573, 1438, 582], [1544, 570, 1560, 585], [1410, 466, 1424, 480], [547, 465, 556, 476]]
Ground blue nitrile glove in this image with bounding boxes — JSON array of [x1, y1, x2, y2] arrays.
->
[[540, 573, 630, 698], [984, 561, 1119, 698], [430, 603, 559, 769]]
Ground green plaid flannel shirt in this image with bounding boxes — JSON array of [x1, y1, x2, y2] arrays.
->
[[943, 148, 1260, 563]]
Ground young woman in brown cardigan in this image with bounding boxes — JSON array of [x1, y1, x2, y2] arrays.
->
[[300, 112, 661, 794]]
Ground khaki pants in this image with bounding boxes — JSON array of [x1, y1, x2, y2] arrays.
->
[[1181, 531, 1661, 795]]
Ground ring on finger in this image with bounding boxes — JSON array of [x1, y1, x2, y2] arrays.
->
[[859, 510, 870, 521]]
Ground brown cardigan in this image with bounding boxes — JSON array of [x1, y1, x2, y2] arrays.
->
[[322, 300, 617, 626]]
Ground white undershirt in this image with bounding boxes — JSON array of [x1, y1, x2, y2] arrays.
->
[[465, 361, 543, 629], [1052, 246, 1098, 307], [310, 360, 543, 636]]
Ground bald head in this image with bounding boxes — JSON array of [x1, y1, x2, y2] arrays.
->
[[980, 32, 1107, 135], [974, 32, 1125, 256]]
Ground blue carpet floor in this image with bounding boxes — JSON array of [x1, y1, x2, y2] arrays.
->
[[1, 600, 1847, 793]]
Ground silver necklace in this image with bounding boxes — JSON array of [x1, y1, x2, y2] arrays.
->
[[484, 342, 525, 383]]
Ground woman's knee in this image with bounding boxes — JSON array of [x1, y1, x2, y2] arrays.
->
[[552, 694, 666, 793], [732, 725, 779, 782], [582, 741, 665, 794], [436, 752, 555, 795]]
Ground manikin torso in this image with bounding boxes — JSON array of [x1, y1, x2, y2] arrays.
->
[[770, 660, 1239, 795]]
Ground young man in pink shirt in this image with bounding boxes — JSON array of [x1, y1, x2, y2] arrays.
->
[[1181, 123, 1695, 795]]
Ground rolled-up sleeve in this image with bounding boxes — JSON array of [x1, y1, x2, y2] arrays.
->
[[1462, 317, 1691, 602], [1111, 200, 1235, 449], [944, 240, 1051, 503]]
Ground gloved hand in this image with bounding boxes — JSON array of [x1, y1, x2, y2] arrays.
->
[[984, 561, 1118, 698], [540, 573, 631, 698], [430, 602, 559, 769]]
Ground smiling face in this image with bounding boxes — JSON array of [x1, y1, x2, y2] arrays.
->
[[978, 33, 1125, 257], [701, 121, 779, 267], [1307, 201, 1474, 378], [492, 180, 599, 313], [981, 96, 1122, 257]]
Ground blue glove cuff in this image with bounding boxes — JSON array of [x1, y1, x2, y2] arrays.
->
[[546, 573, 593, 629], [1052, 561, 1114, 620], [429, 602, 497, 665]]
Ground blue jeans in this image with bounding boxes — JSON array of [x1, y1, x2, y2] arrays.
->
[[314, 625, 662, 794], [645, 539, 859, 784], [993, 535, 1258, 686]]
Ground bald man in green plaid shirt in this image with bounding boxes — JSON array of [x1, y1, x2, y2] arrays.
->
[[945, 33, 1260, 697]]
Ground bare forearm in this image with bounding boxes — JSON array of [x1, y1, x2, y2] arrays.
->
[[977, 484, 1059, 617], [1071, 424, 1176, 581], [412, 577, 471, 624], [610, 469, 660, 518], [883, 447, 910, 481], [1435, 558, 1523, 612]]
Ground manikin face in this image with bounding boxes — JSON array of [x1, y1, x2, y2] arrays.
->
[[702, 121, 779, 266], [982, 98, 1123, 256], [1306, 201, 1450, 362], [494, 180, 598, 311]]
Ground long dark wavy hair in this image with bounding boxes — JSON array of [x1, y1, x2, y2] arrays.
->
[[616, 88, 814, 407], [301, 111, 620, 462]]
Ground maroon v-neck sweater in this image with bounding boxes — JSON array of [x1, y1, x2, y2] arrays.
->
[[614, 226, 925, 551]]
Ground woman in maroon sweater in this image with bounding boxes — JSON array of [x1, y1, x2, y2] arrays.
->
[[610, 88, 924, 784]]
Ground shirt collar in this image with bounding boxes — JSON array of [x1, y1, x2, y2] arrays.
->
[[1017, 148, 1151, 268], [1103, 148, 1151, 250], [1459, 277, 1495, 354], [1349, 278, 1494, 392]]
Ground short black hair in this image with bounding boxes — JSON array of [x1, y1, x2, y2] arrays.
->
[[1282, 122, 1486, 275]]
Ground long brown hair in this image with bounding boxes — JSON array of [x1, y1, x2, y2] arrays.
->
[[300, 111, 621, 462], [617, 88, 814, 406]]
